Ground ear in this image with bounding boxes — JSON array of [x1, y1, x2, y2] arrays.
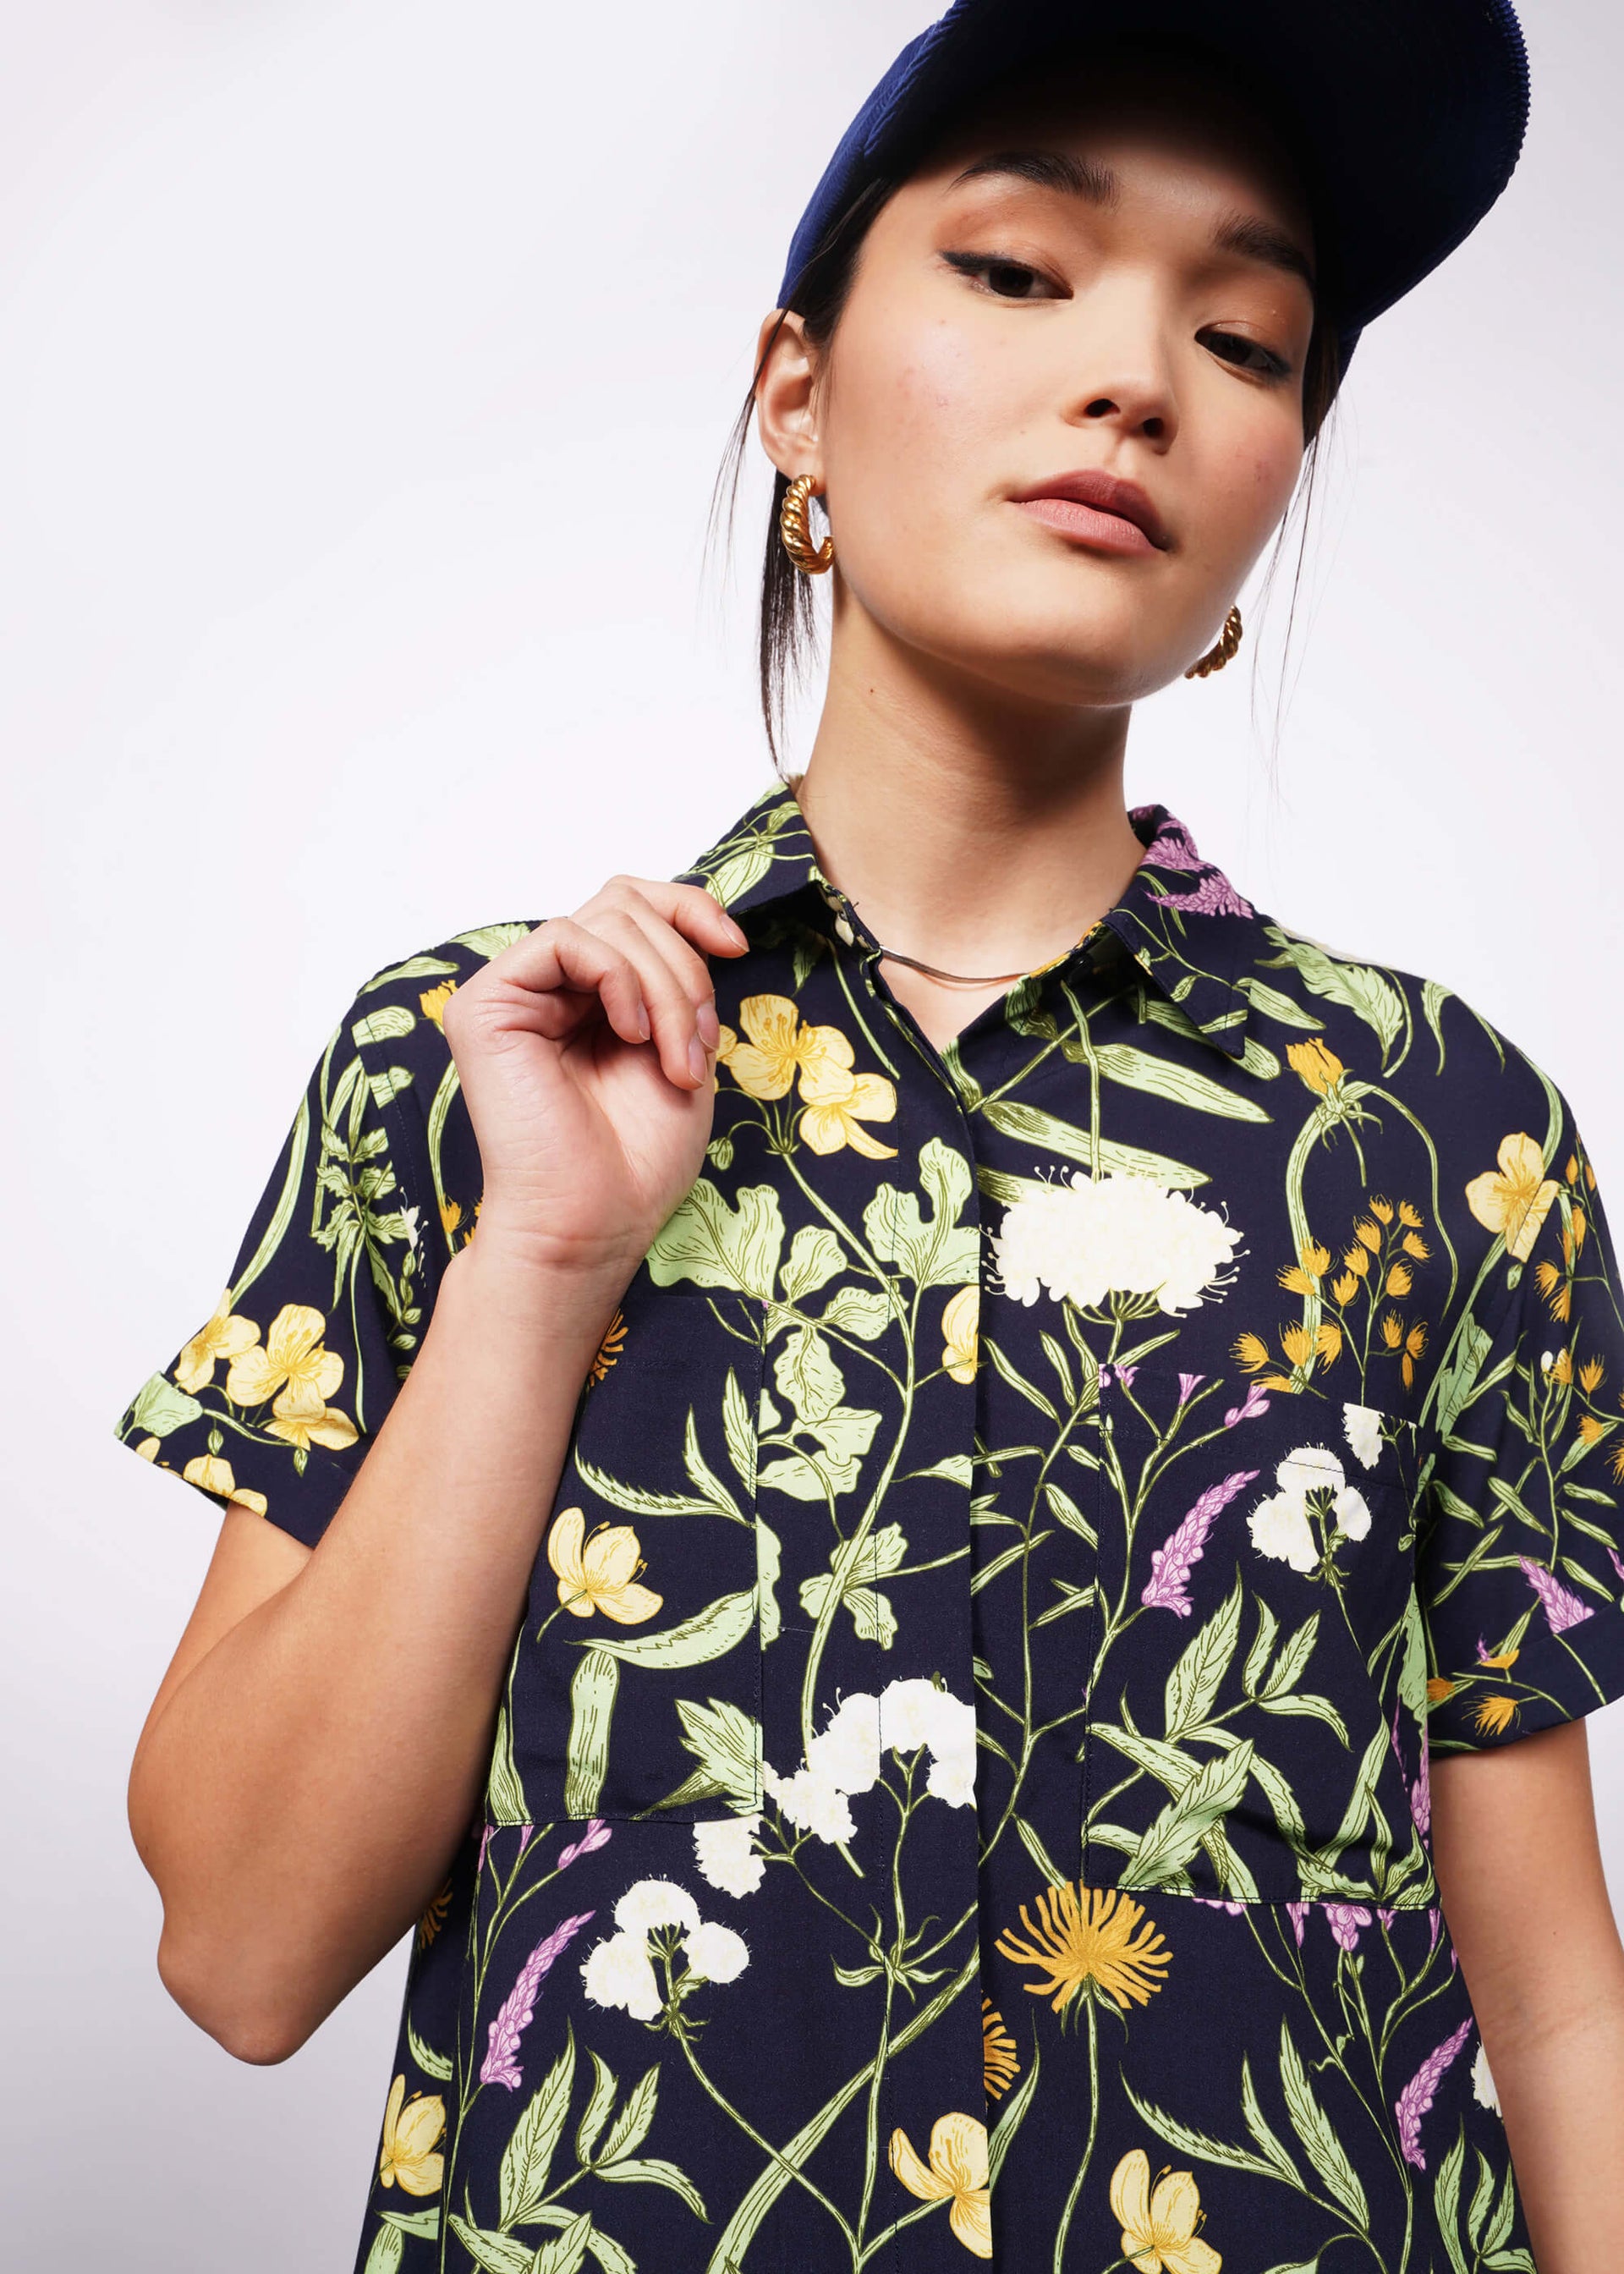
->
[[752, 307, 824, 486]]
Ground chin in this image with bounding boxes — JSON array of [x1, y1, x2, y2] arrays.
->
[[919, 598, 1188, 711]]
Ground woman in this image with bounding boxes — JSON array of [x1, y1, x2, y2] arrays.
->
[[116, 3, 1624, 2268]]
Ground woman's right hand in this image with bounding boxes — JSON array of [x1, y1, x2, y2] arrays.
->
[[438, 876, 749, 1282]]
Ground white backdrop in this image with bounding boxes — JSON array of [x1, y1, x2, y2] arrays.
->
[[4, 2, 1620, 2262]]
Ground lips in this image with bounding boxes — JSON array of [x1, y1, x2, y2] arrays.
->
[[1008, 469, 1170, 555]]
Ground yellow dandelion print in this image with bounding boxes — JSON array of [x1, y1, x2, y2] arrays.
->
[[417, 1876, 453, 1949], [1231, 1332, 1270, 1374], [1109, 2147, 1221, 2274], [1354, 1218, 1383, 1253], [440, 1196, 463, 1239], [1385, 1262, 1413, 1298], [1426, 1677, 1456, 1704], [590, 1308, 628, 1386], [1580, 1356, 1605, 1392], [1330, 1271, 1360, 1305], [1286, 1039, 1344, 1095], [1402, 1229, 1431, 1261], [1464, 1132, 1561, 1262], [995, 1881, 1171, 2015], [419, 979, 457, 1026], [173, 1288, 260, 1395], [888, 2112, 992, 2259], [1342, 1244, 1370, 1279], [942, 1286, 979, 1386], [1550, 1347, 1573, 1386], [1369, 1196, 1395, 1224], [1401, 1319, 1428, 1391], [1473, 1695, 1517, 1738], [378, 2074, 446, 2196], [545, 1508, 662, 1623], [981, 1997, 1019, 2100], [1477, 1646, 1519, 1671], [1398, 1200, 1424, 1228]]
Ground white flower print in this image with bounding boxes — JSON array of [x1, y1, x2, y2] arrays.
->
[[582, 1876, 752, 2019], [1472, 2039, 1501, 2114], [1248, 1446, 1372, 1574], [764, 1678, 978, 1844], [692, 1812, 766, 1898], [1343, 1401, 1382, 1470], [991, 1172, 1241, 1316]]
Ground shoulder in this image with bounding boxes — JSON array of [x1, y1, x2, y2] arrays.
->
[[1241, 907, 1572, 1152], [337, 919, 539, 1239]]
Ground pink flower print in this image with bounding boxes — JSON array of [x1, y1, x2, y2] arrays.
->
[[1410, 1730, 1431, 1837], [1608, 1546, 1624, 1586], [1177, 1372, 1204, 1405], [517, 1825, 535, 1860], [1140, 1469, 1260, 1616], [1395, 2017, 1473, 2169], [477, 1824, 495, 1876], [1286, 1902, 1309, 1947], [1325, 1903, 1373, 1953], [1224, 1381, 1272, 1429], [1131, 805, 1207, 872], [558, 1819, 612, 1870], [1377, 1907, 1396, 1928], [1193, 1896, 1246, 1914], [1155, 871, 1258, 919], [1517, 1556, 1594, 1635], [480, 1910, 595, 2090]]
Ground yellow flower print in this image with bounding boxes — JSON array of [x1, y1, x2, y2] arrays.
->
[[719, 995, 899, 1156], [1465, 1132, 1561, 1262], [546, 1508, 663, 1623], [1473, 1695, 1517, 1738], [417, 1875, 453, 1949], [717, 995, 836, 1100], [1286, 1039, 1344, 1096], [1477, 1645, 1519, 1671], [1426, 1677, 1456, 1704], [226, 1302, 343, 1413], [941, 1286, 979, 1385], [1109, 2147, 1221, 2274], [377, 2073, 446, 2195], [981, 1997, 1019, 2100], [1579, 1356, 1605, 1392], [180, 1453, 267, 1516], [173, 1288, 261, 1394], [887, 2112, 992, 2259], [995, 1881, 1171, 2015], [134, 1436, 161, 1461], [419, 980, 457, 1025], [797, 1047, 899, 1160]]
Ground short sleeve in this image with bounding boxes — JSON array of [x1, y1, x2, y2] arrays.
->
[[112, 963, 445, 1550], [1418, 1086, 1624, 1751]]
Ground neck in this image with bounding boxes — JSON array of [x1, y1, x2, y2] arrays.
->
[[793, 607, 1148, 980]]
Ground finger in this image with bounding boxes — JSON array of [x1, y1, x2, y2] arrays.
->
[[579, 876, 749, 958], [588, 905, 714, 1089], [478, 917, 650, 1048], [612, 894, 725, 1049]]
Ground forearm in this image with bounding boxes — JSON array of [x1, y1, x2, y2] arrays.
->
[[1479, 1976, 1624, 2274], [129, 1238, 623, 2059]]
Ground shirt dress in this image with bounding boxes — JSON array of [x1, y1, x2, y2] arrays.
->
[[116, 779, 1624, 2274]]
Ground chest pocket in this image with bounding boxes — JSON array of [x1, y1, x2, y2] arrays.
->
[[1087, 1364, 1427, 1904], [486, 1276, 765, 1826]]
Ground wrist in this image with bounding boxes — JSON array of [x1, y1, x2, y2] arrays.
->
[[442, 1226, 643, 1345]]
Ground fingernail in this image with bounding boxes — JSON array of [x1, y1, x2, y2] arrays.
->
[[726, 917, 749, 948], [696, 1001, 721, 1048], [636, 1002, 650, 1040], [688, 1035, 708, 1085]]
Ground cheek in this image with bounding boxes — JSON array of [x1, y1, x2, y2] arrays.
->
[[824, 316, 1007, 539], [1202, 423, 1303, 568]]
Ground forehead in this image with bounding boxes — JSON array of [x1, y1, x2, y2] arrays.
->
[[907, 52, 1314, 246]]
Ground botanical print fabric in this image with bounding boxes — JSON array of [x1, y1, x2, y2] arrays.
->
[[116, 781, 1624, 2272]]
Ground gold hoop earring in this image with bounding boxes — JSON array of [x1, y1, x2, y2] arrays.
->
[[780, 473, 834, 574], [1185, 604, 1243, 679]]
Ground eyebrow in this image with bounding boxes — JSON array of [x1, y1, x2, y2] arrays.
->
[[946, 147, 1317, 294]]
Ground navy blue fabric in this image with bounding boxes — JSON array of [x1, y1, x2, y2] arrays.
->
[[118, 783, 1624, 2271], [776, 0, 1530, 365]]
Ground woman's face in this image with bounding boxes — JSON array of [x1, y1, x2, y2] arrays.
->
[[759, 61, 1318, 709]]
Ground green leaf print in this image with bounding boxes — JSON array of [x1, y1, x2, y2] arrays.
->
[[1279, 2020, 1369, 2226], [127, 1373, 203, 1438], [575, 2051, 617, 2164], [648, 1181, 785, 1297], [352, 1003, 417, 1046], [1091, 1041, 1272, 1122], [597, 2065, 661, 2165], [447, 2219, 541, 2274], [1163, 1575, 1244, 1737], [499, 2030, 576, 2225], [563, 1649, 618, 1819], [976, 1098, 1207, 1188], [531, 2213, 594, 2273], [1117, 1741, 1255, 1886], [362, 2222, 403, 2274], [799, 1523, 908, 1647], [863, 1139, 978, 1287], [1239, 2052, 1302, 2189], [591, 1589, 760, 1668], [407, 2013, 453, 2081], [594, 2157, 708, 2216], [486, 1703, 529, 1826], [672, 1698, 763, 1809], [779, 1226, 845, 1301], [1260, 926, 1406, 1057], [1121, 2079, 1284, 2181]]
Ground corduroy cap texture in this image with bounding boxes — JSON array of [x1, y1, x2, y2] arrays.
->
[[776, 0, 1529, 365]]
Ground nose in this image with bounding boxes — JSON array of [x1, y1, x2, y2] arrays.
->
[[1062, 293, 1179, 450]]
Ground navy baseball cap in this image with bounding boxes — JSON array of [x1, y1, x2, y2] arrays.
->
[[776, 0, 1529, 365]]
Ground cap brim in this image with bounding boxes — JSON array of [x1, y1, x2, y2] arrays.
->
[[778, 0, 1528, 360]]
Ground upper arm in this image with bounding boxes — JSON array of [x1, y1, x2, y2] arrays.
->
[[1432, 1721, 1624, 2040], [130, 1503, 312, 1802]]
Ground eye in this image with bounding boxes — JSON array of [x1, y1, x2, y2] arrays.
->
[[941, 250, 1063, 301], [1199, 327, 1292, 381]]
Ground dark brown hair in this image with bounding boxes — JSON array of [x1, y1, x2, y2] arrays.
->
[[709, 92, 1344, 769]]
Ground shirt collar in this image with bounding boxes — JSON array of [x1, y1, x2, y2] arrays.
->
[[678, 777, 1263, 1063]]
